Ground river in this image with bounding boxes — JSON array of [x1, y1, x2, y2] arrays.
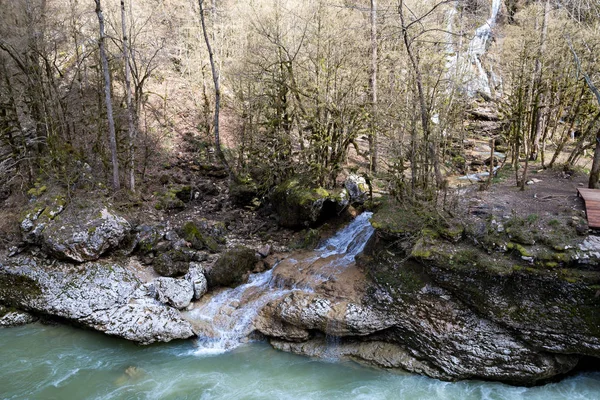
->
[[1, 323, 599, 399]]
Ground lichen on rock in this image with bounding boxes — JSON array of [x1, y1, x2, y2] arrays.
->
[[21, 199, 130, 263]]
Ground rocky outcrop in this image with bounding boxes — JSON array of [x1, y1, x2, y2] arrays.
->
[[0, 305, 36, 327], [0, 256, 194, 344], [21, 200, 131, 263], [255, 211, 600, 385], [271, 179, 338, 229]]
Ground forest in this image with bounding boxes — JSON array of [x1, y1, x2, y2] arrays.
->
[[0, 0, 599, 222]]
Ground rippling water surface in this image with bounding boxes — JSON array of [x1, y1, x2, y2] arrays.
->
[[2, 324, 599, 400]]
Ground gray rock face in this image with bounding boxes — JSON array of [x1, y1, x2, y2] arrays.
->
[[22, 202, 131, 263], [185, 263, 208, 300], [0, 256, 194, 344], [0, 305, 36, 327], [152, 277, 194, 310], [269, 291, 393, 336]]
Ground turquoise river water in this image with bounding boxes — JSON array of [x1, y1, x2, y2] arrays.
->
[[1, 323, 600, 400]]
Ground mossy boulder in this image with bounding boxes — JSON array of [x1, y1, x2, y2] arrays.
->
[[135, 224, 166, 255], [229, 179, 259, 207], [179, 220, 225, 253], [155, 186, 187, 210], [271, 179, 337, 229], [153, 249, 192, 277], [344, 174, 369, 204], [206, 246, 258, 288]]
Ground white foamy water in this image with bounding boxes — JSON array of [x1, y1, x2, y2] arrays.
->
[[186, 212, 375, 355]]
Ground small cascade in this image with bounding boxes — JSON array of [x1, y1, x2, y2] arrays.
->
[[316, 212, 374, 261], [186, 269, 290, 355], [185, 212, 375, 355]]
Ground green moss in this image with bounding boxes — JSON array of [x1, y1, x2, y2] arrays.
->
[[0, 273, 42, 304], [507, 242, 532, 258], [291, 228, 321, 249], [27, 183, 47, 198], [181, 221, 222, 253], [272, 178, 336, 228]]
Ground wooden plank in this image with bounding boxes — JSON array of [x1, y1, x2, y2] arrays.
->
[[577, 188, 600, 228]]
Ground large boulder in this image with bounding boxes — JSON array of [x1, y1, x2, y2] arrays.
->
[[206, 246, 257, 288], [153, 248, 192, 277], [178, 220, 225, 253], [151, 277, 194, 310], [0, 256, 194, 344], [271, 179, 338, 229], [21, 199, 131, 263]]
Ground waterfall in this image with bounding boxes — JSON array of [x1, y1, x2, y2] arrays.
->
[[186, 212, 374, 355], [448, 0, 503, 97], [465, 0, 502, 97]]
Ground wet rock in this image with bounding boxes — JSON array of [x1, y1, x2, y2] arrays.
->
[[265, 291, 393, 337], [185, 263, 208, 300], [271, 338, 442, 378], [152, 277, 194, 310], [206, 246, 258, 288], [21, 200, 131, 263], [257, 244, 272, 258], [0, 256, 193, 344]]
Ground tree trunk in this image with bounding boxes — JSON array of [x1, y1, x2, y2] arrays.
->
[[567, 39, 600, 188], [121, 0, 136, 192], [198, 0, 231, 177], [368, 0, 378, 174], [530, 0, 549, 161], [95, 0, 120, 191], [589, 129, 600, 189], [399, 0, 443, 190]]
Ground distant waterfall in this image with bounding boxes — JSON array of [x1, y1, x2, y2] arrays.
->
[[447, 0, 503, 97]]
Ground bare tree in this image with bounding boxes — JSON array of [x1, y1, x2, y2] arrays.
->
[[369, 0, 378, 174], [95, 0, 119, 190], [198, 0, 231, 176], [121, 0, 136, 192], [568, 39, 600, 188]]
